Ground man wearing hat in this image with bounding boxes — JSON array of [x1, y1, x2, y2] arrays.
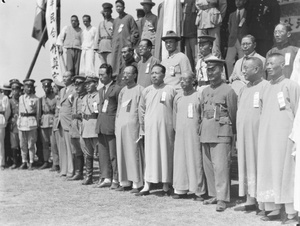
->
[[80, 75, 100, 185], [94, 3, 114, 66], [161, 30, 192, 90], [68, 75, 87, 181], [199, 58, 237, 211], [111, 0, 139, 78], [39, 78, 57, 169], [57, 71, 76, 177], [0, 84, 11, 170], [18, 79, 41, 170], [8, 80, 23, 169]]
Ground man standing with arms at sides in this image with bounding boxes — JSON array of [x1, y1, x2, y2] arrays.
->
[[140, 0, 157, 51], [111, 0, 139, 78], [95, 64, 122, 189], [58, 71, 76, 178], [256, 53, 300, 224], [266, 23, 299, 79], [229, 35, 265, 84], [0, 84, 11, 170], [199, 58, 237, 212], [115, 65, 144, 192], [161, 31, 192, 91], [79, 15, 97, 77], [234, 57, 268, 212], [172, 71, 206, 199], [136, 64, 176, 196], [68, 75, 87, 181], [39, 79, 56, 170], [18, 79, 41, 170], [137, 39, 160, 88], [57, 15, 82, 75], [94, 3, 114, 66], [9, 80, 22, 169], [81, 76, 100, 185]]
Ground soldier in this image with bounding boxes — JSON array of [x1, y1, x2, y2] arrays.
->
[[81, 76, 100, 185], [39, 78, 57, 169], [199, 58, 237, 212], [18, 79, 41, 170], [69, 75, 87, 181], [9, 80, 23, 169]]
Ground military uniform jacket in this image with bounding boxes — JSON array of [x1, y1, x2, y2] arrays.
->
[[40, 93, 57, 129], [17, 93, 41, 131], [199, 82, 237, 143], [95, 81, 122, 135], [9, 98, 19, 133], [69, 93, 84, 138]]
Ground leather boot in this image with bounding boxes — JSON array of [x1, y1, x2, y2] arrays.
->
[[82, 157, 93, 185], [10, 149, 18, 169], [68, 155, 84, 181]]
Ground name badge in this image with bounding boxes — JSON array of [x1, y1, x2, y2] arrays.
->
[[285, 53, 291, 66], [239, 18, 245, 27], [188, 103, 193, 118], [161, 92, 167, 102], [253, 92, 259, 108], [68, 94, 73, 104], [277, 91, 286, 110], [145, 63, 150, 74], [102, 100, 109, 113], [169, 66, 175, 76], [118, 24, 124, 33], [93, 102, 98, 113], [122, 99, 131, 108]]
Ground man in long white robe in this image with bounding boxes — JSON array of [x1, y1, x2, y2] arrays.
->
[[136, 64, 176, 196]]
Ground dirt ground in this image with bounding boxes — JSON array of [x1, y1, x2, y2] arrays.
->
[[0, 165, 282, 226]]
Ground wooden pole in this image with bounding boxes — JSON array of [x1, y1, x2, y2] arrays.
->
[[25, 26, 47, 79]]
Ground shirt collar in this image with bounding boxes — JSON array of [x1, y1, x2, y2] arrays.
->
[[168, 49, 179, 59], [104, 80, 113, 90]]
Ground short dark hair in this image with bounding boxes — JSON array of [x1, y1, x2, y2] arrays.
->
[[71, 15, 79, 21], [141, 39, 153, 48], [100, 63, 113, 76], [152, 64, 166, 75], [122, 45, 134, 52], [83, 15, 91, 21], [242, 34, 256, 44], [127, 65, 138, 75], [115, 0, 125, 7]]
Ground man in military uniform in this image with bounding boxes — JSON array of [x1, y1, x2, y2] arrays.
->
[[39, 78, 57, 169], [199, 58, 237, 212], [9, 80, 23, 169], [68, 75, 87, 181], [81, 76, 100, 185], [18, 79, 41, 170]]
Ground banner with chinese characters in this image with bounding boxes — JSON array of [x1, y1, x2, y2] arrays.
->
[[281, 15, 300, 33], [46, 0, 63, 83]]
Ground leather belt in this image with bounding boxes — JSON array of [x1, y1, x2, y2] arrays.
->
[[100, 36, 112, 40], [43, 111, 55, 115], [82, 113, 98, 120], [203, 111, 228, 119], [20, 113, 36, 117], [72, 114, 82, 120]]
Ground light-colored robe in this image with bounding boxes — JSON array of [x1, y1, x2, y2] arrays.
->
[[115, 84, 144, 183], [257, 76, 300, 204], [173, 90, 206, 194], [139, 83, 176, 183], [237, 79, 268, 198]]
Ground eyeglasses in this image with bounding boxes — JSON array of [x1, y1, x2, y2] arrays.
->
[[138, 45, 149, 49], [274, 30, 286, 35], [74, 81, 84, 86]]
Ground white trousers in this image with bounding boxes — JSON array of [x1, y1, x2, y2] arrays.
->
[[80, 49, 95, 76]]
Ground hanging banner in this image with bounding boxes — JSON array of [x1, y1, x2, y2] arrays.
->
[[46, 0, 64, 83]]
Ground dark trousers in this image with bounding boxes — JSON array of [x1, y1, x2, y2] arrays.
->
[[98, 133, 118, 181], [66, 48, 81, 75]]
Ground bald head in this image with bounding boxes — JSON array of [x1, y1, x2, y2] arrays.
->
[[266, 53, 285, 80], [63, 70, 74, 86], [180, 71, 196, 91], [242, 57, 264, 83]]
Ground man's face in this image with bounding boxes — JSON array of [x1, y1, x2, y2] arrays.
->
[[151, 66, 164, 86], [165, 39, 177, 54], [122, 47, 133, 61], [102, 8, 112, 19], [266, 56, 284, 79], [85, 80, 97, 93], [142, 4, 151, 14], [242, 60, 257, 82], [274, 24, 290, 43], [116, 2, 124, 14], [199, 42, 212, 57], [42, 83, 52, 95], [138, 40, 151, 57], [180, 74, 193, 91], [11, 85, 21, 99], [235, 0, 245, 9], [71, 17, 79, 28], [241, 37, 255, 56], [123, 66, 136, 86], [24, 84, 34, 95], [63, 72, 73, 85], [82, 17, 91, 28], [99, 68, 112, 85], [207, 64, 222, 84], [74, 79, 85, 94]]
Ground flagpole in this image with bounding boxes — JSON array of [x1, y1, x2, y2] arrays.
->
[[25, 26, 47, 79]]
